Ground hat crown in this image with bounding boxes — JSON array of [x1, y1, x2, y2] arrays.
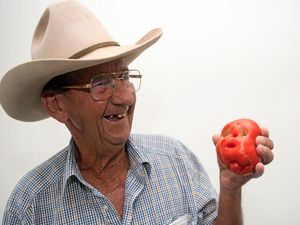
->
[[0, 0, 162, 122], [31, 0, 114, 60]]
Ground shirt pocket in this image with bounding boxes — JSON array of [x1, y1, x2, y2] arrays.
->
[[164, 213, 195, 225]]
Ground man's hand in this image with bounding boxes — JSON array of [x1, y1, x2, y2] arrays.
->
[[213, 127, 274, 191], [212, 127, 274, 225]]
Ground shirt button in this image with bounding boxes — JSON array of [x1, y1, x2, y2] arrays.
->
[[102, 205, 108, 211], [127, 214, 132, 221]]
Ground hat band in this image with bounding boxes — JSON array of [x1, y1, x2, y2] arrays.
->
[[69, 41, 120, 59]]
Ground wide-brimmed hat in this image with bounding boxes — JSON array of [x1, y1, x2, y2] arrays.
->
[[0, 0, 162, 122]]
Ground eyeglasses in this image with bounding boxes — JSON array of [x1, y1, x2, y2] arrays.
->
[[60, 69, 142, 101]]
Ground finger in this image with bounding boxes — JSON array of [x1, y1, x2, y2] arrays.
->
[[256, 136, 274, 150], [252, 162, 265, 178], [244, 163, 264, 179], [241, 163, 264, 180], [260, 127, 269, 138], [212, 134, 221, 146], [257, 144, 274, 165]]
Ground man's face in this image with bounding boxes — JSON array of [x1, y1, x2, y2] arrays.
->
[[55, 60, 136, 148]]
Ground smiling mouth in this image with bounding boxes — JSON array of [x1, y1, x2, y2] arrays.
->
[[104, 113, 126, 121]]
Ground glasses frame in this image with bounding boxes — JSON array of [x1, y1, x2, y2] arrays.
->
[[60, 69, 142, 101]]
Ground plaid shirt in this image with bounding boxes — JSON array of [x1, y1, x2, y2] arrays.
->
[[3, 134, 217, 225]]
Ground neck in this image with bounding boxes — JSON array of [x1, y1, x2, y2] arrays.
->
[[76, 144, 128, 175], [68, 125, 130, 218], [73, 135, 128, 172]]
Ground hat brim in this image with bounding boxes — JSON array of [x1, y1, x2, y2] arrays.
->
[[0, 28, 162, 122]]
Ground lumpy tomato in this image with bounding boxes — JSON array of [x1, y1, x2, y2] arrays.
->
[[216, 118, 261, 175]]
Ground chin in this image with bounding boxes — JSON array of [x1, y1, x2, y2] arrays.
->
[[104, 130, 131, 146], [100, 116, 133, 146], [106, 136, 130, 147]]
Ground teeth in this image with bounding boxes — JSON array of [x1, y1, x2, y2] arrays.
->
[[105, 113, 125, 120], [117, 113, 125, 119]]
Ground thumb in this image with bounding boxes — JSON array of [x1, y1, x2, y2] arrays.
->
[[212, 134, 221, 146]]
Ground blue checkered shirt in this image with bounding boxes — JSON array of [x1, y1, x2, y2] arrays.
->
[[3, 134, 217, 225]]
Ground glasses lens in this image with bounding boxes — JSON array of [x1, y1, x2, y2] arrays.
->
[[127, 70, 141, 92], [89, 70, 142, 101], [90, 74, 114, 101]]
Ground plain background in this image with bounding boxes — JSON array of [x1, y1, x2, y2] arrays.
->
[[0, 0, 299, 224]]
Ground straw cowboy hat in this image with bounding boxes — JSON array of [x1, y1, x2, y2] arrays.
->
[[0, 0, 162, 122]]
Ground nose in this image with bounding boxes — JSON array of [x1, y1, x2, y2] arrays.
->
[[110, 80, 135, 106]]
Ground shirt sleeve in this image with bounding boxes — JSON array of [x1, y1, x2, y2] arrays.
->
[[2, 210, 22, 225], [2, 179, 34, 225]]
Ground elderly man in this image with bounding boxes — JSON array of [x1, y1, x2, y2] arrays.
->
[[1, 1, 274, 224]]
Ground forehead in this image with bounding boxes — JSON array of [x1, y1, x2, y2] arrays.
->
[[68, 59, 128, 81], [43, 59, 128, 91]]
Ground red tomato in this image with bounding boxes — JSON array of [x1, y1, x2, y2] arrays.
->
[[216, 119, 261, 175]]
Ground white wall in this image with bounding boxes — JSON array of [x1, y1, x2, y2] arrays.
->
[[0, 0, 299, 224]]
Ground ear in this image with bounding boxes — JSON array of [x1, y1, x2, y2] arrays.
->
[[41, 94, 68, 123]]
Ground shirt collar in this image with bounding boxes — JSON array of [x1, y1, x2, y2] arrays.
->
[[62, 139, 83, 190], [62, 136, 152, 190], [127, 135, 152, 177]]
